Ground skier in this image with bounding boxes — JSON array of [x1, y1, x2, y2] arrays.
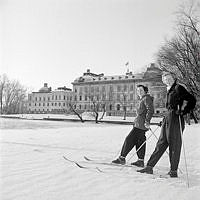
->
[[137, 71, 196, 177], [112, 85, 154, 167]]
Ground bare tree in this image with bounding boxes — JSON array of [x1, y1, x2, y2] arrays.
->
[[98, 93, 107, 120], [67, 95, 84, 122], [88, 95, 101, 123], [156, 1, 200, 96], [0, 74, 27, 114], [0, 74, 8, 114], [118, 86, 128, 120]]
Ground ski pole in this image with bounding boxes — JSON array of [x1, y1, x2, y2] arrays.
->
[[120, 126, 160, 171], [178, 107, 190, 188]]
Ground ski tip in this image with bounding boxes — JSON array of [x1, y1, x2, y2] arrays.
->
[[63, 156, 73, 163], [84, 156, 92, 161], [75, 162, 86, 169], [96, 167, 103, 173]]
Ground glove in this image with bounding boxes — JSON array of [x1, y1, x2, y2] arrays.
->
[[144, 122, 150, 129], [158, 121, 163, 127], [175, 110, 184, 116]]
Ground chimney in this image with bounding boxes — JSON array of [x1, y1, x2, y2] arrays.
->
[[44, 83, 48, 87], [87, 69, 90, 73]]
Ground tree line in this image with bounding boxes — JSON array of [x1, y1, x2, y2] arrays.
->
[[156, 1, 200, 96], [0, 74, 27, 114]]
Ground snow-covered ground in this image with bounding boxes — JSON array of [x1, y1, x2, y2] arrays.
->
[[0, 118, 200, 200]]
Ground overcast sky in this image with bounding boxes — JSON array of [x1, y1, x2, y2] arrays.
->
[[1, 0, 189, 91]]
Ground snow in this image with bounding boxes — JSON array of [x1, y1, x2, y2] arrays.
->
[[0, 117, 200, 200]]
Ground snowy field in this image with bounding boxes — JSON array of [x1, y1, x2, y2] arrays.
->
[[0, 118, 200, 200]]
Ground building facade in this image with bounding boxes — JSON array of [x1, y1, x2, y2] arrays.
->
[[72, 63, 167, 116], [27, 83, 73, 114], [27, 63, 167, 116]]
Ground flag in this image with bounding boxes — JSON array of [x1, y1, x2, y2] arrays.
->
[[125, 62, 129, 66]]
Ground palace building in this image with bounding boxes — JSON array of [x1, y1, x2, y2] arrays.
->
[[27, 83, 73, 114], [71, 63, 167, 116], [27, 63, 167, 116]]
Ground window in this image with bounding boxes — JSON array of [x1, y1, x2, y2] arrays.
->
[[59, 103, 61, 106], [55, 96, 57, 100], [95, 86, 99, 92], [59, 95, 61, 100], [29, 103, 31, 106], [85, 95, 87, 101], [43, 103, 45, 106], [79, 96, 82, 101], [63, 103, 65, 106], [117, 104, 120, 111], [117, 94, 120, 101], [47, 103, 49, 106], [117, 85, 121, 92], [39, 97, 41, 101], [52, 96, 54, 100], [109, 104, 112, 110], [39, 103, 41, 106], [48, 97, 50, 101], [130, 85, 134, 91], [35, 97, 37, 101], [84, 86, 88, 93], [43, 97, 45, 101], [79, 105, 81, 109], [63, 96, 66, 100], [91, 87, 94, 93], [124, 85, 127, 91], [35, 103, 37, 106], [130, 93, 133, 100]]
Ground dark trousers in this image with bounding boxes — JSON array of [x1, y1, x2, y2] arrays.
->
[[120, 127, 146, 159], [147, 110, 185, 171]]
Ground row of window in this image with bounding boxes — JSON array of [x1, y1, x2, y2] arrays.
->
[[74, 84, 136, 93], [29, 102, 68, 107], [29, 95, 72, 101], [74, 93, 136, 101], [29, 103, 136, 111]]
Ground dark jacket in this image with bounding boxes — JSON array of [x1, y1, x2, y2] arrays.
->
[[166, 81, 196, 114], [134, 94, 154, 130]]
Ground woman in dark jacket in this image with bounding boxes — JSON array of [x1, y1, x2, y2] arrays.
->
[[137, 71, 196, 177], [112, 85, 154, 167]]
